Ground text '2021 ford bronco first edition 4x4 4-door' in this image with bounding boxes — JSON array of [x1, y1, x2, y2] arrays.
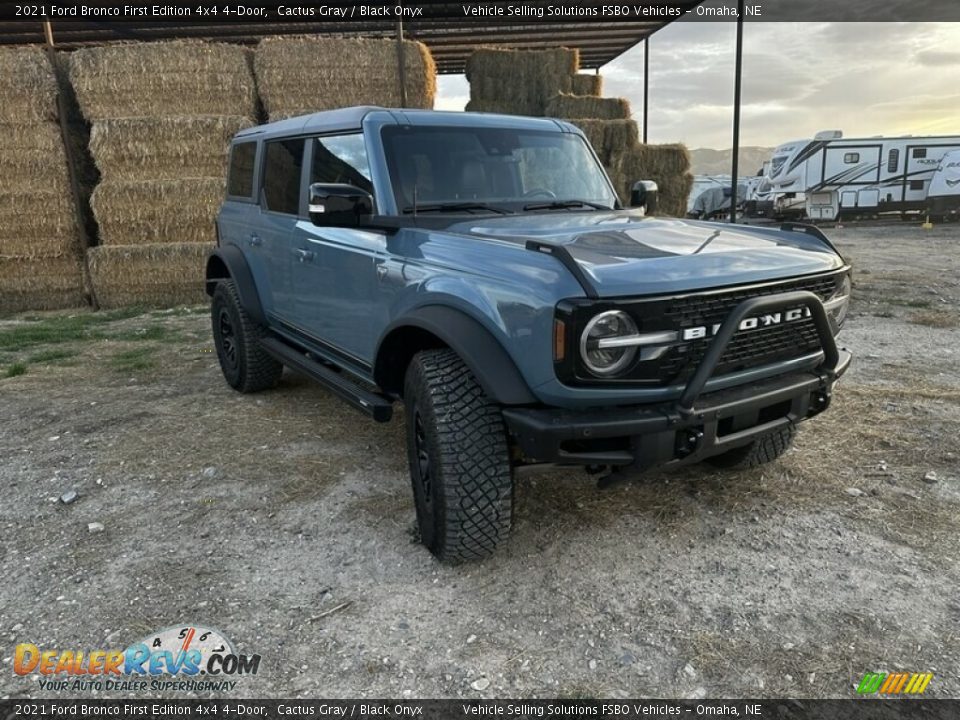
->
[[206, 107, 852, 563]]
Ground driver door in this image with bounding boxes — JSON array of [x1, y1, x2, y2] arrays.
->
[[291, 134, 388, 365]]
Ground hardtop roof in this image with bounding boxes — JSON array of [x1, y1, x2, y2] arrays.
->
[[232, 106, 573, 142]]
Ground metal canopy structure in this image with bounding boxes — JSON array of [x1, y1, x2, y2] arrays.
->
[[0, 1, 704, 74]]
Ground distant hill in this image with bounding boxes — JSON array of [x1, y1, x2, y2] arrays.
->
[[690, 146, 774, 176]]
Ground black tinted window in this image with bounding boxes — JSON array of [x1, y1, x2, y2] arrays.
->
[[913, 148, 927, 159], [843, 152, 859, 164], [227, 142, 256, 198], [263, 138, 305, 214], [311, 135, 374, 196]]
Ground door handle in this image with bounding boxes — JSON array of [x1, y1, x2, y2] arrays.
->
[[248, 234, 262, 246], [293, 248, 315, 262]]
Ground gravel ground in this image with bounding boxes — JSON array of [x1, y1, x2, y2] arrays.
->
[[2, 223, 959, 700]]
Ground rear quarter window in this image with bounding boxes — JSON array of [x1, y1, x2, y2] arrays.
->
[[227, 141, 257, 198]]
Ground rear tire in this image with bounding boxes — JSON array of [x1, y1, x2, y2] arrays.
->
[[404, 348, 514, 563], [705, 425, 796, 470], [211, 280, 283, 393]]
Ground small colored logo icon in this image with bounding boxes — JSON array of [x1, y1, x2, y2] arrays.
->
[[857, 672, 933, 695]]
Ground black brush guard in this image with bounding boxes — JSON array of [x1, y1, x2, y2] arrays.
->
[[503, 291, 850, 469]]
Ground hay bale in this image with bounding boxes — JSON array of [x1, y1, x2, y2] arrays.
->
[[89, 115, 253, 181], [0, 47, 58, 122], [69, 41, 256, 121], [571, 73, 603, 97], [0, 189, 79, 257], [0, 254, 86, 314], [87, 243, 212, 309], [0, 123, 72, 192], [545, 93, 631, 120], [466, 47, 579, 116], [570, 119, 640, 166], [613, 144, 694, 217], [91, 178, 223, 245], [255, 36, 436, 120]]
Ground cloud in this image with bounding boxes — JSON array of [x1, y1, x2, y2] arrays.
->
[[915, 49, 960, 66]]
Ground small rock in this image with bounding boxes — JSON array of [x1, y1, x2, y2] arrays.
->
[[782, 642, 795, 651], [619, 652, 636, 666], [470, 677, 490, 691], [87, 522, 104, 534], [785, 674, 793, 682], [202, 467, 219, 479], [923, 471, 939, 484], [466, 634, 477, 644], [690, 687, 708, 699], [844, 487, 864, 497], [588, 659, 597, 670], [877, 462, 888, 471], [884, 403, 898, 413], [59, 490, 79, 505], [683, 663, 697, 679]]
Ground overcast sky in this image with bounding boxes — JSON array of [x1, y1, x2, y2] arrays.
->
[[435, 21, 960, 150]]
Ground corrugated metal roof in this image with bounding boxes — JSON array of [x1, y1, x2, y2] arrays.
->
[[0, 2, 705, 73]]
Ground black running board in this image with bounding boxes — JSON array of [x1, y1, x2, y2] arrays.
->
[[260, 337, 394, 422]]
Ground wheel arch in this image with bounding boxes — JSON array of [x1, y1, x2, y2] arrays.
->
[[374, 306, 537, 406], [205, 245, 266, 325]]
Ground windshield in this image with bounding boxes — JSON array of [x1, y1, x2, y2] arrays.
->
[[380, 125, 618, 213]]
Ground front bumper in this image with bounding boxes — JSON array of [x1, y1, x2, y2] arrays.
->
[[504, 289, 851, 470], [504, 350, 850, 468]]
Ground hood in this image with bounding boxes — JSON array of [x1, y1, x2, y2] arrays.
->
[[448, 212, 845, 298]]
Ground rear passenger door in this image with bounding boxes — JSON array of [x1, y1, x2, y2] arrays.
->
[[291, 133, 386, 365], [256, 137, 308, 326]]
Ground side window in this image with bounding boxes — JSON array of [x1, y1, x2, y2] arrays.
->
[[843, 152, 860, 164], [227, 142, 256, 198], [262, 138, 305, 215], [909, 180, 924, 191], [887, 148, 899, 173], [311, 134, 374, 196], [913, 148, 927, 159]]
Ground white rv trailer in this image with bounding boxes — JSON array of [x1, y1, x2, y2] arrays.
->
[[927, 149, 960, 220], [761, 130, 960, 221]]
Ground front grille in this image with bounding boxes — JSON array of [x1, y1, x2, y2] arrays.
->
[[555, 270, 844, 388], [655, 274, 839, 384]]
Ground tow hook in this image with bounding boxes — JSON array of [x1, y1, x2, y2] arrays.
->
[[676, 428, 704, 458]]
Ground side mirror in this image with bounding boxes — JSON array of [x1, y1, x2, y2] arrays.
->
[[630, 180, 659, 214], [308, 183, 373, 227]]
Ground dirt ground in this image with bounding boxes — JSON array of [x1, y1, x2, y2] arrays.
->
[[2, 223, 959, 700]]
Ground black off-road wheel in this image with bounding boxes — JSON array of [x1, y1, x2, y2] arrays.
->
[[211, 280, 283, 393], [705, 425, 796, 470], [404, 348, 514, 563]]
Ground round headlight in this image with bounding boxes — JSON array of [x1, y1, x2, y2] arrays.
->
[[825, 274, 851, 331], [580, 310, 639, 377]]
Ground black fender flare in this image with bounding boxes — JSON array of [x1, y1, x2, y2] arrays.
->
[[375, 305, 537, 406], [205, 245, 266, 326]]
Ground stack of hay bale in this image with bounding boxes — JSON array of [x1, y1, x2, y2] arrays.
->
[[69, 40, 256, 308], [465, 47, 693, 217], [255, 36, 436, 121], [0, 48, 87, 314]]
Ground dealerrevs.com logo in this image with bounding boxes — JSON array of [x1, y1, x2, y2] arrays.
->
[[857, 672, 933, 695], [14, 625, 260, 693]]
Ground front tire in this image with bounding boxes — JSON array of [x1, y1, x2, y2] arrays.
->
[[705, 425, 796, 470], [211, 280, 283, 393], [404, 349, 514, 563]]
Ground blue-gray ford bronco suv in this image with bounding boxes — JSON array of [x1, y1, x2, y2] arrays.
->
[[207, 107, 851, 563]]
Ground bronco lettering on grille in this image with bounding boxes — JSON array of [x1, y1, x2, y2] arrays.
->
[[681, 306, 812, 341]]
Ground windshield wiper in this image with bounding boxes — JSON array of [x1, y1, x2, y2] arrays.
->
[[522, 199, 612, 212], [401, 202, 511, 215]]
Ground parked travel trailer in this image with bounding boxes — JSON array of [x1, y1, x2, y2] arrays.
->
[[927, 149, 960, 221], [761, 130, 960, 221]]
